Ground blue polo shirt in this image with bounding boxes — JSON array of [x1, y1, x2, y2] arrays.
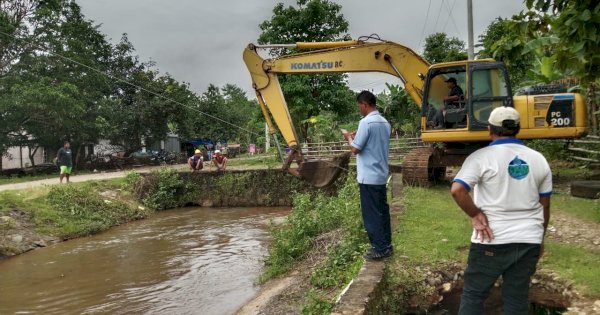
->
[[351, 111, 391, 185]]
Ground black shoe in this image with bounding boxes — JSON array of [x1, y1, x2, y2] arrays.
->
[[363, 247, 393, 261]]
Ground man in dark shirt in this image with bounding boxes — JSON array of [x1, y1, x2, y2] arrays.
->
[[443, 77, 464, 108], [431, 77, 464, 128], [56, 141, 73, 183]]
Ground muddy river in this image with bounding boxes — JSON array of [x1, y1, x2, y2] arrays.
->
[[0, 207, 289, 315]]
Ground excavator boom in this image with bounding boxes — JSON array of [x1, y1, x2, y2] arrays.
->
[[243, 40, 430, 186], [243, 38, 587, 187]]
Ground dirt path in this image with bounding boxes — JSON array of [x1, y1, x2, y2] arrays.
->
[[0, 166, 171, 192], [547, 213, 600, 251], [0, 163, 275, 192]]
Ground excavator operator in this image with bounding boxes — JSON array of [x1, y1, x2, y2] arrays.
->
[[430, 77, 464, 129]]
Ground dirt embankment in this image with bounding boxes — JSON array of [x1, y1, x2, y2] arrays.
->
[[0, 210, 58, 258], [237, 229, 345, 315]]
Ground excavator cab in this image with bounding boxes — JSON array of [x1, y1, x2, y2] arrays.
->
[[422, 61, 513, 132]]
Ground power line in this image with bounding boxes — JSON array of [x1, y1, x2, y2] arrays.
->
[[444, 0, 462, 39], [0, 29, 263, 138], [432, 0, 445, 34], [442, 0, 457, 32], [417, 0, 433, 51], [0, 29, 355, 175]]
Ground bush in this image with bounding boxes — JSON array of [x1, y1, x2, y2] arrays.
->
[[262, 175, 364, 281], [259, 174, 373, 314], [44, 183, 146, 238], [137, 168, 187, 211], [525, 139, 569, 160], [123, 171, 142, 191]]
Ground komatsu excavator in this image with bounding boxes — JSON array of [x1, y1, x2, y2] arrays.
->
[[243, 38, 588, 187]]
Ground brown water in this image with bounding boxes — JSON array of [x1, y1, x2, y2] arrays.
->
[[0, 207, 289, 315]]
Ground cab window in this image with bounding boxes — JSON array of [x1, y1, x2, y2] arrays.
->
[[426, 67, 466, 111], [471, 68, 510, 123]]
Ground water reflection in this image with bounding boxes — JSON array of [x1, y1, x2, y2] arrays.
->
[[0, 207, 289, 315]]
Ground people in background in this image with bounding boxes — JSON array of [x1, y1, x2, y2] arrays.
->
[[56, 141, 73, 184], [188, 149, 204, 172], [206, 143, 214, 161], [212, 149, 228, 171]]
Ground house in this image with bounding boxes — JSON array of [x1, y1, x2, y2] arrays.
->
[[2, 146, 49, 170]]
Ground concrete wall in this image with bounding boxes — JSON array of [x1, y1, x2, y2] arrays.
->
[[137, 169, 343, 208]]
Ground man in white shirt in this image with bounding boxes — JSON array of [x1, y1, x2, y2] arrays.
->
[[450, 106, 552, 315]]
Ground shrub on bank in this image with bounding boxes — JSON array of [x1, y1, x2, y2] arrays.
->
[[261, 173, 368, 314], [41, 182, 148, 239], [132, 169, 316, 210], [133, 168, 187, 210]]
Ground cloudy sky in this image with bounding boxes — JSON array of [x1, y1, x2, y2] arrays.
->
[[77, 0, 527, 96]]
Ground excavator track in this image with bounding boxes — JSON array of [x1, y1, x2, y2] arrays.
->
[[402, 147, 445, 186]]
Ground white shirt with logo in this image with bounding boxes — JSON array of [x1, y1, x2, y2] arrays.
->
[[453, 138, 552, 245]]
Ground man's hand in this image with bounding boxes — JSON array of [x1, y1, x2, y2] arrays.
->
[[341, 129, 354, 141], [472, 211, 494, 243]]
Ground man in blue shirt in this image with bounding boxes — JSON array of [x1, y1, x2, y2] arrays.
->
[[343, 91, 392, 260]]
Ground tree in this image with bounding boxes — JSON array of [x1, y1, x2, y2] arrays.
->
[[377, 84, 420, 136], [1, 0, 113, 169], [500, 0, 600, 132], [478, 18, 535, 89], [422, 32, 468, 64], [258, 0, 356, 142]]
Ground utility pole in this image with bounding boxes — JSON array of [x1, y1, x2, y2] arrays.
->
[[265, 122, 270, 152], [467, 0, 474, 60]]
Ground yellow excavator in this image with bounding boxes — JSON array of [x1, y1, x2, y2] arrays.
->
[[243, 38, 588, 187]]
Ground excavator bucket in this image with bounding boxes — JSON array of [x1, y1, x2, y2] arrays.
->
[[298, 152, 352, 188]]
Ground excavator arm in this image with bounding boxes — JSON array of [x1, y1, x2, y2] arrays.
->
[[243, 40, 430, 186]]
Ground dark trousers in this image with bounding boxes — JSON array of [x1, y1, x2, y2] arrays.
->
[[459, 243, 541, 315], [359, 183, 392, 253]]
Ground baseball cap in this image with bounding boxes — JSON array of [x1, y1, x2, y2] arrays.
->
[[444, 77, 457, 84], [488, 106, 520, 127], [195, 149, 201, 154], [215, 149, 221, 154]]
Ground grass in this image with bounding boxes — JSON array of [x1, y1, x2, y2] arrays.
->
[[226, 154, 280, 168], [552, 192, 600, 223], [395, 185, 472, 264], [541, 242, 600, 296], [0, 178, 148, 240], [386, 184, 600, 304], [0, 174, 58, 185], [0, 169, 96, 186], [260, 173, 367, 314]]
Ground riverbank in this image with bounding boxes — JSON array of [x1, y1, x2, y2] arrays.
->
[[0, 177, 148, 258], [0, 167, 321, 259], [244, 166, 599, 314]]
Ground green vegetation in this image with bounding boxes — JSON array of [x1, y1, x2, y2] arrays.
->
[[226, 154, 280, 168], [0, 178, 148, 240], [542, 242, 600, 296], [131, 168, 187, 211], [261, 174, 367, 314], [378, 184, 600, 312], [0, 174, 57, 185], [552, 193, 599, 223], [134, 168, 313, 211]]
